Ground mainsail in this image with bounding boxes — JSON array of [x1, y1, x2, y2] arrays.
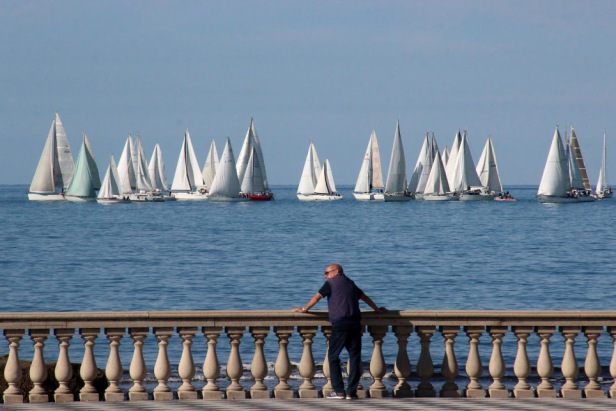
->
[[297, 143, 321, 195], [314, 159, 337, 195], [65, 133, 99, 198], [148, 144, 169, 191], [451, 133, 481, 192], [538, 127, 570, 197], [354, 130, 384, 193], [241, 146, 266, 194], [209, 137, 242, 198], [202, 140, 219, 190], [569, 127, 590, 190], [384, 121, 407, 194], [476, 137, 503, 193], [117, 135, 136, 191], [596, 131, 610, 194], [171, 130, 204, 192], [423, 149, 450, 195], [98, 156, 121, 199]]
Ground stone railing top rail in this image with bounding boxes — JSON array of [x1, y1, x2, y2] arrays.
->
[[1, 310, 616, 329]]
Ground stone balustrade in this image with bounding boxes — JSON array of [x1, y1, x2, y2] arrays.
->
[[1, 310, 616, 403]]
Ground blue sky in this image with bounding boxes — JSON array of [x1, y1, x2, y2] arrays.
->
[[2, 1, 615, 186]]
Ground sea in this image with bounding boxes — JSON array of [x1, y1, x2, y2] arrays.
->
[[1, 184, 615, 392]]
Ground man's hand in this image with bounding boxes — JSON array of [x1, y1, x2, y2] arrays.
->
[[375, 307, 387, 313], [292, 307, 306, 313]]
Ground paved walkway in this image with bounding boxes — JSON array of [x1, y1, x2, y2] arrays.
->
[[1, 399, 616, 411]]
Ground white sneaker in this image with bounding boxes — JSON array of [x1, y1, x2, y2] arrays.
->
[[326, 392, 346, 399]]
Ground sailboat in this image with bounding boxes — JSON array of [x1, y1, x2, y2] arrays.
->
[[130, 139, 163, 202], [171, 129, 208, 200], [240, 146, 267, 199], [148, 143, 174, 201], [28, 113, 75, 201], [202, 140, 219, 193], [208, 138, 248, 202], [305, 159, 343, 201], [454, 133, 493, 201], [297, 143, 322, 200], [65, 133, 101, 202], [423, 148, 458, 201], [567, 141, 595, 202], [475, 137, 503, 194], [116, 134, 136, 199], [353, 130, 385, 201], [97, 156, 127, 204], [384, 121, 412, 201], [236, 118, 273, 200], [444, 130, 462, 188], [537, 127, 578, 203], [595, 131, 612, 199], [569, 127, 591, 191]]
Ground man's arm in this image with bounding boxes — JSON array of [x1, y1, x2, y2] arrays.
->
[[292, 292, 322, 313], [361, 294, 386, 313]]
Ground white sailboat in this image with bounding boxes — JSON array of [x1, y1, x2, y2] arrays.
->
[[28, 113, 75, 201], [304, 159, 343, 201], [537, 127, 578, 203], [171, 129, 208, 200], [353, 130, 385, 201], [236, 118, 273, 200], [569, 127, 591, 191], [201, 140, 219, 192], [240, 146, 267, 196], [208, 138, 248, 202], [595, 131, 612, 199], [444, 130, 462, 188], [97, 155, 127, 204], [454, 133, 493, 201], [297, 143, 322, 200], [117, 134, 136, 196], [475, 137, 503, 194], [409, 134, 430, 198], [423, 149, 458, 201], [384, 121, 412, 201], [65, 133, 100, 202], [130, 139, 164, 202], [568, 141, 595, 202]]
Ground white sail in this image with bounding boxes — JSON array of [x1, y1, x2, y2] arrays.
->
[[423, 149, 450, 195], [236, 122, 254, 182], [445, 130, 462, 186], [476, 137, 503, 193], [241, 146, 266, 194], [29, 113, 75, 194], [209, 137, 242, 198], [442, 146, 449, 166], [98, 156, 121, 199], [384, 121, 407, 194], [353, 130, 384, 193], [171, 130, 204, 192], [251, 119, 269, 190], [412, 134, 433, 193], [451, 133, 481, 192], [202, 140, 219, 189], [65, 133, 99, 200], [297, 143, 321, 195], [314, 159, 337, 195], [117, 135, 136, 192], [83, 133, 101, 190], [148, 144, 169, 191], [596, 132, 610, 194], [135, 143, 153, 192], [538, 127, 571, 197], [568, 142, 584, 189]]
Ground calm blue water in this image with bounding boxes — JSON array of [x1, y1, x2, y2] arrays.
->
[[1, 184, 615, 390]]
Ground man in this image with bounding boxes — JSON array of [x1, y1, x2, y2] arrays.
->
[[292, 263, 386, 399]]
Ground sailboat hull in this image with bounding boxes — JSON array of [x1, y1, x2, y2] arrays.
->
[[208, 195, 249, 202], [383, 193, 412, 202], [97, 197, 129, 205], [353, 192, 384, 201], [536, 195, 579, 204], [297, 194, 343, 201], [172, 191, 209, 201], [28, 192, 65, 201], [423, 194, 459, 201], [64, 195, 96, 202], [459, 193, 494, 201]]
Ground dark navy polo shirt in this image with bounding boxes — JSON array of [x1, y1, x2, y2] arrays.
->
[[318, 273, 364, 327]]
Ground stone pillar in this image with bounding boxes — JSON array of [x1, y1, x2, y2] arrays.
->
[[559, 326, 581, 398], [297, 326, 318, 398], [3, 329, 24, 404], [392, 325, 413, 397], [28, 329, 49, 403], [608, 326, 616, 399], [105, 328, 125, 402], [79, 328, 100, 402], [273, 326, 294, 399], [536, 326, 556, 398], [440, 326, 460, 397], [487, 326, 508, 398], [177, 327, 198, 399], [415, 326, 436, 397], [582, 326, 604, 398], [54, 329, 75, 403], [225, 326, 248, 399], [202, 327, 222, 399], [512, 326, 533, 398], [464, 326, 485, 398], [368, 325, 388, 398], [153, 327, 174, 401], [249, 326, 270, 399], [321, 326, 333, 397], [128, 327, 149, 401]]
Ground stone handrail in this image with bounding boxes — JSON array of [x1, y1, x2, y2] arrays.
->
[[1, 310, 616, 403]]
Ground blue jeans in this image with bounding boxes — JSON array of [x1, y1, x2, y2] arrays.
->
[[328, 324, 362, 395]]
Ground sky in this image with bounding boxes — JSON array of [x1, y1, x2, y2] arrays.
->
[[2, 0, 616, 186]]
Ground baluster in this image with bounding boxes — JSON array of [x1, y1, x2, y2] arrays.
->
[[153, 327, 174, 401], [54, 329, 75, 403], [105, 328, 125, 402], [3, 329, 24, 404], [273, 326, 293, 399], [177, 327, 198, 399], [535, 326, 556, 398], [415, 326, 436, 397], [464, 326, 485, 398], [346, 350, 367, 398], [560, 326, 581, 398], [440, 326, 460, 397], [321, 326, 333, 397], [608, 327, 616, 398], [487, 326, 508, 398], [298, 326, 318, 398], [28, 329, 49, 403], [226, 326, 248, 399], [512, 326, 534, 398], [393, 325, 413, 397], [249, 326, 270, 399], [128, 328, 149, 401], [79, 328, 100, 402], [582, 326, 604, 398], [202, 327, 222, 399], [368, 325, 388, 398]]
